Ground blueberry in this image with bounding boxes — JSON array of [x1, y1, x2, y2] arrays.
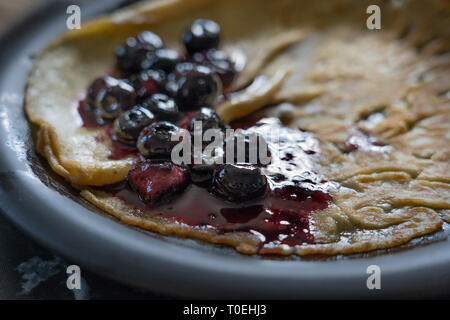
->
[[188, 163, 216, 187], [175, 65, 221, 110], [136, 31, 163, 49], [192, 49, 236, 87], [182, 19, 220, 54], [116, 31, 164, 76], [174, 61, 197, 76], [162, 62, 194, 96], [163, 80, 179, 97], [188, 108, 227, 167], [87, 76, 136, 119], [188, 107, 227, 135], [143, 48, 180, 72], [137, 121, 183, 159], [188, 108, 225, 183], [112, 105, 155, 145], [210, 164, 267, 202], [158, 64, 197, 98], [144, 93, 180, 122], [86, 77, 108, 104], [129, 69, 166, 100]]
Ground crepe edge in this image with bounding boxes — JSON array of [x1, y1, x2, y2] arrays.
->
[[81, 188, 443, 256]]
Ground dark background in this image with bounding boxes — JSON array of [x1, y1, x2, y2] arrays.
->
[[0, 213, 169, 299]]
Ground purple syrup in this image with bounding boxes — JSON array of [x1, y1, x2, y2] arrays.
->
[[99, 118, 333, 251]]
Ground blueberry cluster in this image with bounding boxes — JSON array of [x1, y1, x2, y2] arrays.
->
[[86, 19, 236, 145], [84, 20, 267, 204]]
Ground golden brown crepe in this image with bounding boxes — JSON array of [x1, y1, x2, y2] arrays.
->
[[26, 0, 450, 255]]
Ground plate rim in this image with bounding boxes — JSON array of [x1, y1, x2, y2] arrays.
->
[[0, 0, 449, 298]]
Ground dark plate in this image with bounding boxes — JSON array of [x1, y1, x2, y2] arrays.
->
[[0, 0, 449, 298]]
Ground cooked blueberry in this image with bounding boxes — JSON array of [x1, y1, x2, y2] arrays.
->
[[188, 107, 227, 135], [164, 80, 179, 97], [137, 30, 164, 49], [157, 71, 177, 97], [174, 61, 197, 75], [98, 86, 136, 119], [175, 65, 221, 110], [142, 48, 180, 72], [188, 108, 227, 165], [188, 163, 216, 187], [192, 49, 236, 87], [137, 121, 183, 159], [127, 160, 189, 206], [210, 164, 267, 202], [116, 31, 163, 76], [129, 69, 166, 99], [162, 62, 193, 96], [143, 93, 180, 122], [112, 106, 155, 145], [87, 77, 108, 105], [87, 76, 136, 119], [182, 19, 220, 54]]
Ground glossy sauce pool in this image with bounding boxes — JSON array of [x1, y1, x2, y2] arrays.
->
[[103, 180, 332, 249]]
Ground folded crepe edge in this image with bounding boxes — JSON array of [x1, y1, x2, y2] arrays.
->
[[35, 124, 134, 186]]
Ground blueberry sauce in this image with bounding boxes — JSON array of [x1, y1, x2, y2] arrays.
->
[[99, 118, 333, 251]]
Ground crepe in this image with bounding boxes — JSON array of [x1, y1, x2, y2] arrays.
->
[[26, 0, 450, 255]]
